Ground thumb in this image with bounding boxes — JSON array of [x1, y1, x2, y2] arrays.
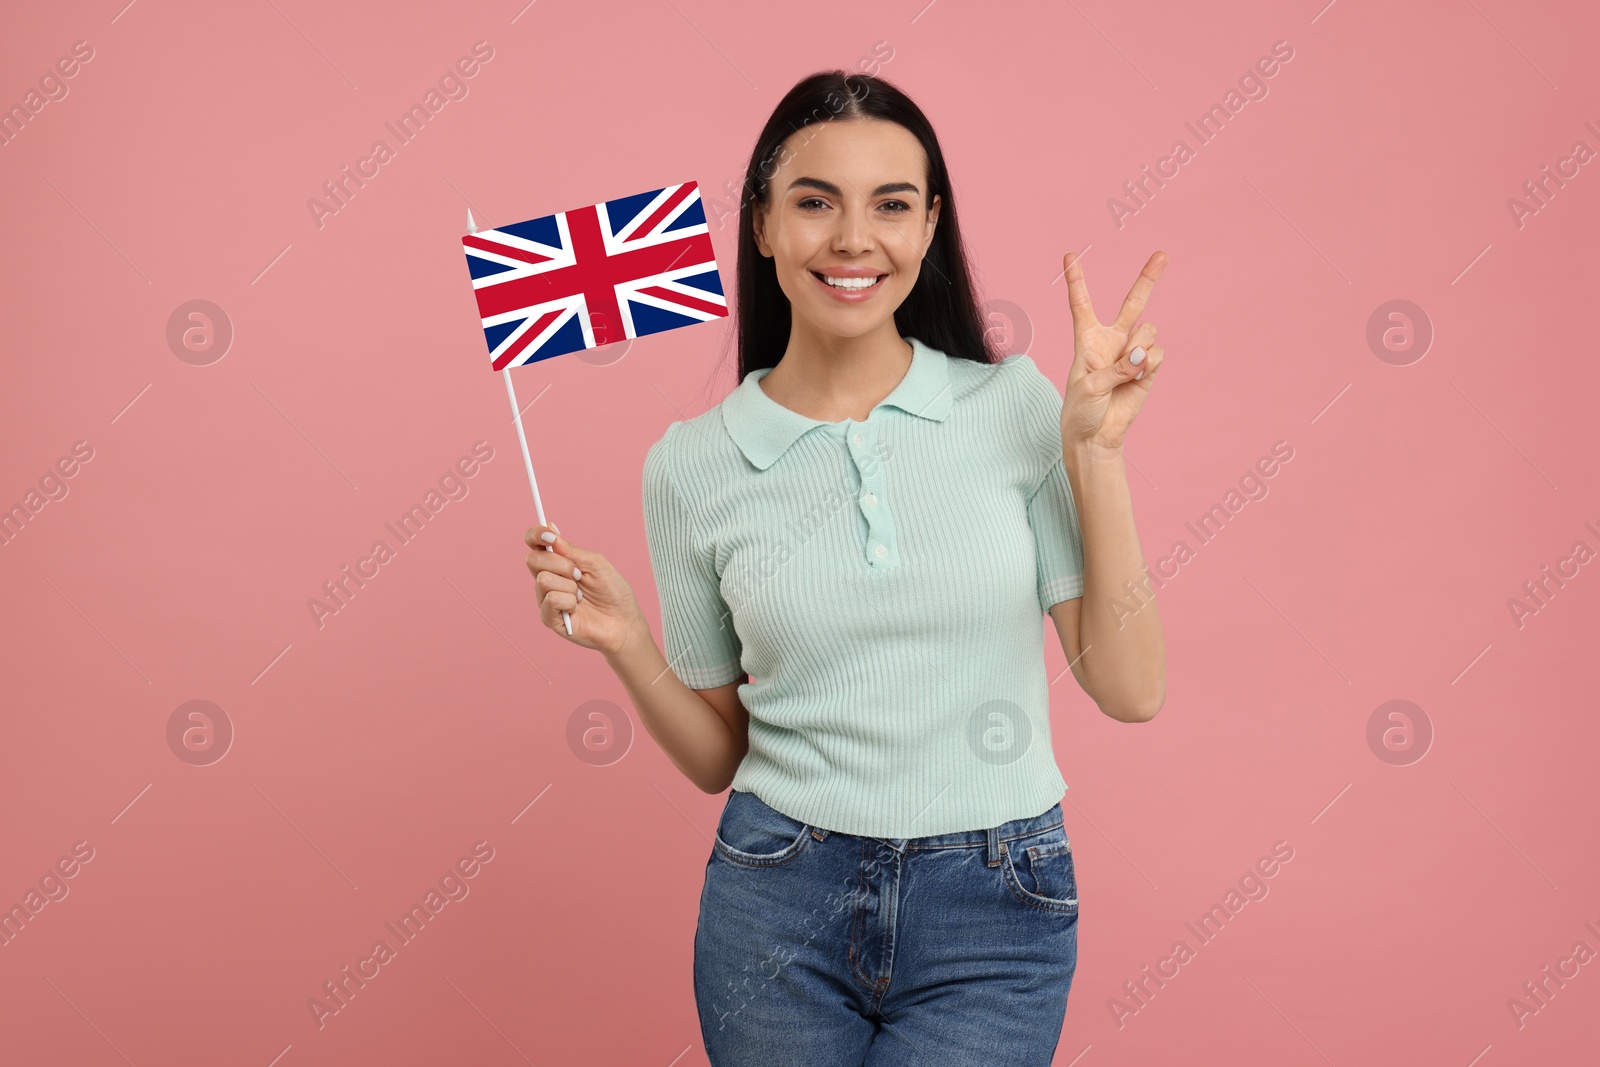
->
[[546, 522, 602, 569], [1086, 344, 1145, 393]]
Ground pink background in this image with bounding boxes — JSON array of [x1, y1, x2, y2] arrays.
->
[[3, 1, 1598, 1064]]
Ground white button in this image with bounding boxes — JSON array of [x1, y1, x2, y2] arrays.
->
[[862, 493, 877, 506], [853, 432, 865, 447], [874, 544, 888, 559]]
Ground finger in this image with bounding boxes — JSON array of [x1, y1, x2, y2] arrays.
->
[[1124, 321, 1157, 354], [1110, 250, 1168, 335], [1098, 324, 1157, 381], [541, 589, 580, 629], [525, 543, 584, 585], [535, 569, 581, 602], [525, 522, 567, 551], [525, 522, 596, 570], [1132, 343, 1164, 382], [1085, 349, 1143, 394], [525, 523, 582, 569], [1062, 250, 1098, 336]]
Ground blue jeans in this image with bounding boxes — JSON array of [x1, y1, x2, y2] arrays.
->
[[694, 788, 1079, 1066]]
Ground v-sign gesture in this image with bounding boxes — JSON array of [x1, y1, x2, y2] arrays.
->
[[1060, 249, 1168, 452]]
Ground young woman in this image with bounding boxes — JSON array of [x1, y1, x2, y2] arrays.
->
[[523, 70, 1167, 1066]]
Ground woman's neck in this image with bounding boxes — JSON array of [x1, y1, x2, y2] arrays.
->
[[759, 325, 914, 424]]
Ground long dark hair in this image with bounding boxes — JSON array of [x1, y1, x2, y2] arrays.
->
[[732, 70, 995, 382]]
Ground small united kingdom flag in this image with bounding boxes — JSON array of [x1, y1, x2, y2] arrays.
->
[[462, 180, 728, 369]]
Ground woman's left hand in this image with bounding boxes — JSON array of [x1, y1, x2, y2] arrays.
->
[[1059, 249, 1168, 453]]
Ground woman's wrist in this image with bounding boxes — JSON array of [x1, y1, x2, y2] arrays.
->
[[603, 612, 657, 670], [1064, 437, 1125, 476]]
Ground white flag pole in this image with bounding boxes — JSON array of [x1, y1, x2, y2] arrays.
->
[[470, 209, 573, 636]]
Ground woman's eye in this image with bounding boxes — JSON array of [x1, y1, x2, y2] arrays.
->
[[796, 198, 911, 213]]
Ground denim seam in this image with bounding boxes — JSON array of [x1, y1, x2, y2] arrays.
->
[[903, 820, 1065, 854], [711, 825, 813, 868], [873, 848, 902, 1003], [847, 837, 879, 992], [1028, 841, 1072, 862], [998, 841, 1079, 914]]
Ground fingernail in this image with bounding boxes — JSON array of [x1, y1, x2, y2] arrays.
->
[[540, 531, 556, 544], [572, 567, 582, 580], [1135, 369, 1145, 380], [577, 588, 583, 601], [1129, 346, 1145, 366]]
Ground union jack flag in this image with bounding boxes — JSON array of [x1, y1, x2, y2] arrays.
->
[[462, 181, 728, 370]]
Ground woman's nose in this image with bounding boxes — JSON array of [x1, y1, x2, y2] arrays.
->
[[832, 206, 873, 253]]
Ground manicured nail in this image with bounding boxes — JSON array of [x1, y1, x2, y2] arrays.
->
[[540, 531, 556, 544], [1129, 346, 1146, 366], [577, 588, 583, 601], [1135, 369, 1145, 380], [572, 567, 582, 580]]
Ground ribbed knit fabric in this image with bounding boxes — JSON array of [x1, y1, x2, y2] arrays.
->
[[640, 335, 1085, 838]]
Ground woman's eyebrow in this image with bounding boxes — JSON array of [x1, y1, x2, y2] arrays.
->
[[787, 177, 921, 197]]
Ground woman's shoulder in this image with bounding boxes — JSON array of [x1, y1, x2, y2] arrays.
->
[[943, 352, 1063, 468], [643, 405, 740, 489], [946, 350, 1060, 409]]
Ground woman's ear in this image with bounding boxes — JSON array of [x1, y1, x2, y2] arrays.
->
[[752, 204, 772, 258], [923, 193, 942, 255]]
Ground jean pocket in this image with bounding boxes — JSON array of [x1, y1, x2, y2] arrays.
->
[[712, 790, 814, 868], [999, 828, 1079, 914]]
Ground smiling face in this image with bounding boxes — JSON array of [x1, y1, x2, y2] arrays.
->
[[753, 117, 942, 343]]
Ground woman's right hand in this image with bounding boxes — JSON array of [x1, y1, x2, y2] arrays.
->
[[523, 523, 645, 656]]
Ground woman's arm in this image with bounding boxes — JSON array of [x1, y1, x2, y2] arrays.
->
[[525, 522, 750, 794], [604, 616, 751, 793], [1049, 248, 1171, 723], [1050, 443, 1165, 722]]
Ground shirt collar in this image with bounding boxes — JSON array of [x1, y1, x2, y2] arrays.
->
[[721, 335, 953, 471]]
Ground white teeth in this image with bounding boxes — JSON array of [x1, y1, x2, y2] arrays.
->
[[820, 274, 882, 290]]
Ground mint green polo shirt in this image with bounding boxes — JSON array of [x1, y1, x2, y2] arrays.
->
[[641, 335, 1085, 838]]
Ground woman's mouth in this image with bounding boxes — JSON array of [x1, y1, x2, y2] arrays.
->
[[811, 271, 888, 302]]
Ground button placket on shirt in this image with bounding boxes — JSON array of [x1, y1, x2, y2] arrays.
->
[[845, 419, 898, 568]]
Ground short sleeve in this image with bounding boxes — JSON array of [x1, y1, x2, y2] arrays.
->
[[641, 428, 745, 688], [1006, 356, 1086, 613]]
